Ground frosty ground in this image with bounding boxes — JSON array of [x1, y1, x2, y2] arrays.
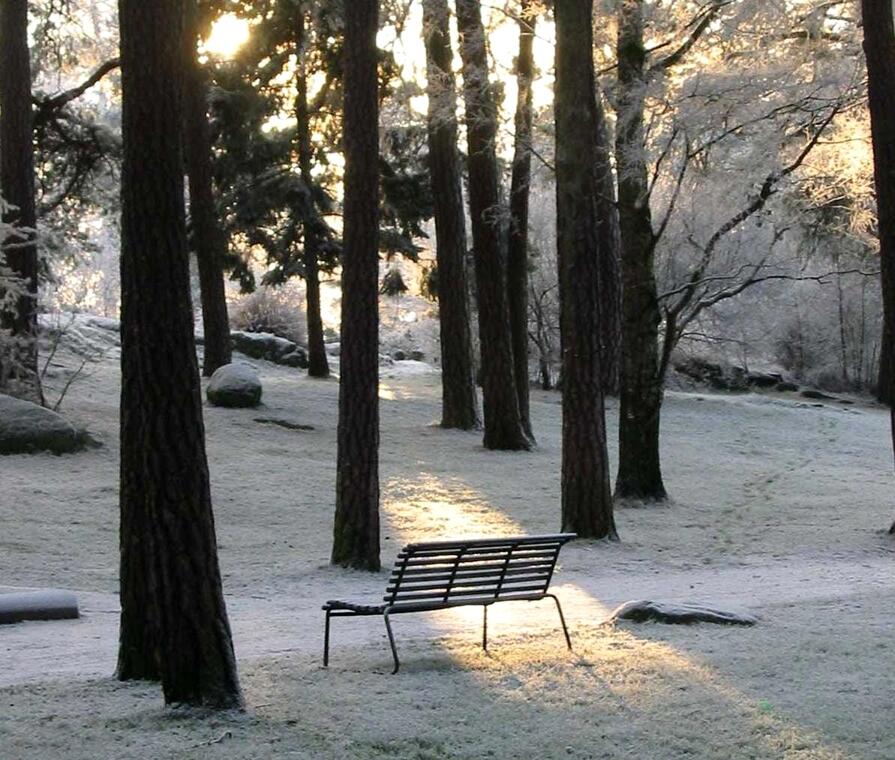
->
[[2, 332, 894, 759]]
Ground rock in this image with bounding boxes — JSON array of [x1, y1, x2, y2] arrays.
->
[[776, 381, 799, 392], [800, 389, 836, 401], [0, 589, 79, 624], [607, 600, 757, 626], [279, 348, 309, 368], [673, 357, 748, 391], [0, 394, 89, 455], [746, 371, 782, 389], [392, 349, 407, 361], [231, 330, 288, 359], [206, 363, 262, 408], [410, 350, 425, 361]]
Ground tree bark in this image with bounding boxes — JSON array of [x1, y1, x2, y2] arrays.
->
[[860, 0, 895, 534], [184, 0, 232, 377], [422, 0, 479, 430], [614, 0, 667, 501], [117, 0, 242, 707], [296, 5, 330, 379], [456, 0, 531, 451], [0, 0, 42, 404], [594, 91, 622, 395], [554, 0, 617, 540], [332, 0, 381, 570], [507, 0, 536, 440]]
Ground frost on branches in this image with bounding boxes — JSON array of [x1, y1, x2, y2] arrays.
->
[[0, 197, 40, 402]]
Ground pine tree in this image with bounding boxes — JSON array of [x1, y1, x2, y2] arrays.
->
[[555, 0, 617, 539], [456, 0, 531, 451], [0, 0, 42, 404], [117, 0, 242, 707], [860, 0, 895, 534], [507, 0, 536, 440], [295, 3, 330, 379], [614, 0, 667, 500], [184, 0, 233, 377], [422, 0, 479, 430], [332, 0, 381, 571]]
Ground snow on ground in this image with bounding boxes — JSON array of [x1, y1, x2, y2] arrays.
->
[[1, 335, 894, 759]]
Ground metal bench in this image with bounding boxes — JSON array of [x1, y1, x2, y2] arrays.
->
[[322, 533, 576, 673]]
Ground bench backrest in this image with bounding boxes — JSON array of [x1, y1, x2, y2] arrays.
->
[[384, 533, 576, 608]]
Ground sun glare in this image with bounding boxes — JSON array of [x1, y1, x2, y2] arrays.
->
[[204, 14, 250, 59]]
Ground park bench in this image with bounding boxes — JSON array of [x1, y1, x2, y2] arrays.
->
[[322, 533, 576, 673]]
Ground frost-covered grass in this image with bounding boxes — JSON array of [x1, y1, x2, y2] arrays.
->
[[1, 335, 894, 759]]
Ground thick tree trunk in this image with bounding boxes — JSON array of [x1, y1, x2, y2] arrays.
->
[[507, 0, 536, 440], [594, 93, 622, 395], [456, 0, 531, 451], [0, 0, 42, 404], [183, 0, 232, 377], [422, 0, 479, 430], [554, 0, 617, 540], [614, 0, 667, 501], [332, 1, 381, 570], [877, 325, 892, 404], [117, 0, 242, 708], [861, 0, 895, 534], [296, 7, 330, 379]]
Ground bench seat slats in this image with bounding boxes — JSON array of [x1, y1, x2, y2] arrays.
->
[[397, 543, 564, 559], [388, 563, 554, 585], [397, 550, 559, 568], [385, 583, 549, 604], [401, 533, 576, 551], [391, 559, 556, 579], [386, 572, 551, 595]]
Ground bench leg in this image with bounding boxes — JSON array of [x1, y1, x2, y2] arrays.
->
[[546, 594, 572, 650], [482, 605, 488, 651], [323, 609, 331, 667], [383, 608, 400, 674]]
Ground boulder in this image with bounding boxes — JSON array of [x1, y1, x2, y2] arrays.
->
[[800, 389, 837, 401], [746, 371, 782, 389], [776, 381, 799, 392], [231, 330, 300, 365], [673, 357, 748, 391], [0, 394, 88, 455], [0, 589, 79, 625], [206, 363, 262, 408], [607, 600, 757, 626], [278, 348, 309, 368]]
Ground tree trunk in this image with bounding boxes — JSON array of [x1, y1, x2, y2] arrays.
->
[[860, 0, 895, 534], [554, 0, 617, 540], [422, 0, 479, 430], [614, 0, 667, 501], [507, 0, 536, 440], [0, 0, 42, 404], [296, 6, 330, 379], [117, 0, 242, 707], [456, 0, 531, 451], [183, 0, 232, 377], [332, 0, 381, 570], [877, 314, 893, 404], [594, 92, 622, 395]]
